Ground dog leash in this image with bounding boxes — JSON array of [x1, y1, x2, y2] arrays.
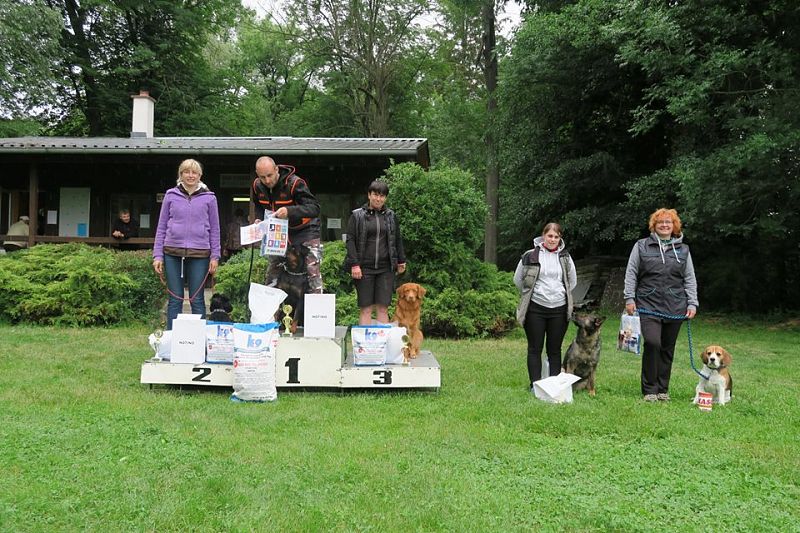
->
[[636, 308, 709, 380], [158, 267, 213, 302]]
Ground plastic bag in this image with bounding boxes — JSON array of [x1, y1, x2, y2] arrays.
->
[[617, 313, 641, 354]]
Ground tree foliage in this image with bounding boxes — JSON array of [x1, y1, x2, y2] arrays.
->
[[497, 0, 800, 311], [286, 0, 431, 137]]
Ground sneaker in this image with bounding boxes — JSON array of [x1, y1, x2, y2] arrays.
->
[[643, 394, 658, 402], [657, 393, 671, 402]]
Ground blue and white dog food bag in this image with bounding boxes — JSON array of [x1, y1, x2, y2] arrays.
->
[[206, 321, 235, 364], [351, 325, 391, 366], [231, 323, 279, 402]]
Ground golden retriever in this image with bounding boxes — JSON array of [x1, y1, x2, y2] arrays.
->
[[392, 282, 426, 358]]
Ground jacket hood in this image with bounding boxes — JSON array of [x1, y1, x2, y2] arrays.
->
[[649, 232, 683, 245], [169, 183, 213, 199], [533, 235, 566, 252]]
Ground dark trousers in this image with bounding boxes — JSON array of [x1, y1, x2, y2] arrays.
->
[[523, 302, 568, 386], [640, 316, 683, 395]]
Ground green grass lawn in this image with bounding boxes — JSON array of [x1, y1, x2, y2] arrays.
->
[[1, 316, 798, 531]]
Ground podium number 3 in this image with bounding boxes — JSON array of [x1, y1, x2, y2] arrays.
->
[[373, 370, 392, 385]]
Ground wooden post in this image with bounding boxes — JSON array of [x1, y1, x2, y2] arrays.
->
[[28, 162, 38, 247]]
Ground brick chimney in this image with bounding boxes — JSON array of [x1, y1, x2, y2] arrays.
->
[[130, 90, 155, 138]]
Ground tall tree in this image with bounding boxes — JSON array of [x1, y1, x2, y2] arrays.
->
[[0, 1, 63, 123], [481, 0, 499, 264], [36, 0, 242, 135], [287, 0, 430, 137]]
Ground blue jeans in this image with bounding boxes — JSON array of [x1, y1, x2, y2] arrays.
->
[[164, 254, 209, 330]]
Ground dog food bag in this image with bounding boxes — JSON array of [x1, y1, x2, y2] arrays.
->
[[617, 313, 642, 354], [231, 323, 279, 402], [351, 325, 391, 366], [206, 321, 235, 364]]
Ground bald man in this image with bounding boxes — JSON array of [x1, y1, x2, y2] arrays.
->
[[251, 156, 323, 292]]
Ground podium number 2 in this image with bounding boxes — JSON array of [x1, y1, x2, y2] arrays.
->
[[373, 370, 392, 385], [192, 367, 212, 382], [285, 358, 300, 384]]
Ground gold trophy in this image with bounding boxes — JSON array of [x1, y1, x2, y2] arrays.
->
[[401, 334, 411, 365], [151, 328, 164, 362], [281, 304, 293, 336]]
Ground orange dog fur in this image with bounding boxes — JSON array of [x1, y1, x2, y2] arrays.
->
[[393, 282, 426, 358]]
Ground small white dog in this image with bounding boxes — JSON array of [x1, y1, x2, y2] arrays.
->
[[693, 345, 733, 405]]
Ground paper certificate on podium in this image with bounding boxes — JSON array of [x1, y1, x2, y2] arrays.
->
[[304, 294, 336, 338]]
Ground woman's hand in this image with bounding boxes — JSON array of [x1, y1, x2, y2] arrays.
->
[[397, 263, 406, 274], [351, 265, 362, 279], [209, 259, 219, 274], [686, 308, 696, 319], [625, 302, 636, 315], [153, 259, 163, 275]]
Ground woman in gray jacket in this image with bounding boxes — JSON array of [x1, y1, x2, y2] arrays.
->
[[514, 223, 577, 390], [624, 208, 698, 402]]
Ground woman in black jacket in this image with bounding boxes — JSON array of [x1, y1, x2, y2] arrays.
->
[[345, 180, 407, 325]]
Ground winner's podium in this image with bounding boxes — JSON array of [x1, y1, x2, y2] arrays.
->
[[140, 326, 441, 390]]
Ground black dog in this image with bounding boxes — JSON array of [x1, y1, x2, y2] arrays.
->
[[274, 245, 308, 333], [562, 313, 606, 396], [208, 293, 233, 322]]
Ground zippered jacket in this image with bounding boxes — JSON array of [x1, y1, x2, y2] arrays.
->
[[153, 185, 221, 260], [345, 205, 406, 272], [250, 165, 321, 239], [624, 232, 698, 317], [514, 237, 577, 326]]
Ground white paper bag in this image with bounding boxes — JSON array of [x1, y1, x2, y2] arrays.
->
[[304, 294, 336, 338], [385, 326, 407, 365], [171, 317, 207, 364], [532, 373, 582, 404], [248, 282, 287, 324]]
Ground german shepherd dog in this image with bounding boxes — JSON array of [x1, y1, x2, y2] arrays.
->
[[562, 313, 606, 396], [275, 245, 307, 333]]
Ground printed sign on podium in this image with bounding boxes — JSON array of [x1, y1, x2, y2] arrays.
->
[[303, 294, 336, 338]]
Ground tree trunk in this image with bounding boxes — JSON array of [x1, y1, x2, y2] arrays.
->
[[482, 0, 498, 264]]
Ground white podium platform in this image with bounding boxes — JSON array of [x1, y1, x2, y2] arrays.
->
[[140, 326, 440, 390]]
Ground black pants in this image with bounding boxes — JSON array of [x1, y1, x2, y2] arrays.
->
[[640, 316, 683, 395], [523, 302, 568, 386]]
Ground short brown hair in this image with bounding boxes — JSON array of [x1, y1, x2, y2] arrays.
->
[[648, 208, 682, 236]]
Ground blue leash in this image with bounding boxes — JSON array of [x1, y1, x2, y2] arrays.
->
[[636, 308, 709, 380]]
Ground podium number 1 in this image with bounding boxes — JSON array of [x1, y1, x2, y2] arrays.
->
[[285, 357, 300, 384]]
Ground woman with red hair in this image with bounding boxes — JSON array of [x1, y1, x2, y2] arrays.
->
[[624, 208, 698, 402]]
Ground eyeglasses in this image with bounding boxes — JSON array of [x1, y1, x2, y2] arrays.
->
[[656, 220, 673, 225]]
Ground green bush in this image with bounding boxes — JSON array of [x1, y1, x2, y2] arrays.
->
[[384, 162, 487, 291], [213, 163, 519, 338], [0, 244, 163, 326]]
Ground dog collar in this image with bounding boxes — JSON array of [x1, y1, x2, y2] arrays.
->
[[282, 263, 306, 276], [210, 308, 229, 314]]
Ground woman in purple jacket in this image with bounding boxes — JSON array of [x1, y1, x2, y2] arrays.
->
[[153, 159, 221, 329]]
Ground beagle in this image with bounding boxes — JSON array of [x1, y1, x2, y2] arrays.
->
[[693, 345, 733, 405]]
